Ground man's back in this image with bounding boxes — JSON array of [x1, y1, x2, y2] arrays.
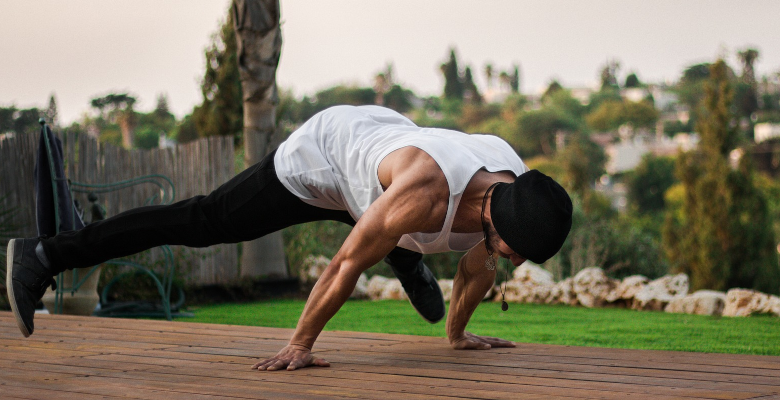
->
[[274, 105, 528, 253]]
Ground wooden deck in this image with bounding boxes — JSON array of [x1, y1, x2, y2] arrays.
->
[[0, 311, 778, 399]]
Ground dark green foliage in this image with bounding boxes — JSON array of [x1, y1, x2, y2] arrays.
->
[[462, 67, 481, 103], [133, 126, 160, 150], [509, 65, 520, 93], [586, 99, 658, 132], [734, 81, 759, 120], [441, 49, 464, 100], [586, 88, 622, 112], [193, 12, 243, 139], [383, 85, 414, 114], [663, 60, 778, 294], [516, 108, 579, 157], [290, 86, 377, 123], [681, 63, 711, 83], [90, 93, 136, 112], [626, 154, 676, 214], [0, 105, 43, 135], [543, 80, 563, 99], [624, 72, 641, 88], [556, 132, 607, 199], [599, 60, 621, 91], [544, 90, 585, 120], [547, 196, 668, 281]]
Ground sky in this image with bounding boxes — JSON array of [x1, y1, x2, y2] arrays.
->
[[1, 0, 779, 125]]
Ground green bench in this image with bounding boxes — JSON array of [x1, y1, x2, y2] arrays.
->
[[39, 119, 182, 320]]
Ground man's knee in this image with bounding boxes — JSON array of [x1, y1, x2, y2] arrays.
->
[[385, 247, 422, 269]]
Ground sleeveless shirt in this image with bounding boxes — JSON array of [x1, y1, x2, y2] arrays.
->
[[274, 105, 528, 254]]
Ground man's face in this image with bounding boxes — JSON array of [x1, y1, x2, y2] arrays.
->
[[484, 223, 527, 267]]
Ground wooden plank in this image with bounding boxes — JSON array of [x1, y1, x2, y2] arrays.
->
[[2, 312, 779, 399]]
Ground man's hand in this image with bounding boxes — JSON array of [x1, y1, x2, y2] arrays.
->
[[450, 331, 516, 350], [252, 344, 330, 371]]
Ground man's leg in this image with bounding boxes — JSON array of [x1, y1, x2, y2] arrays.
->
[[384, 248, 445, 324], [6, 150, 329, 336]]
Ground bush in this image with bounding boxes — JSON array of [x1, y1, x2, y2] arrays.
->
[[544, 197, 669, 281]]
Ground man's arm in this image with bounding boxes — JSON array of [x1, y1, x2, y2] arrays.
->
[[446, 241, 516, 350], [253, 152, 449, 371]]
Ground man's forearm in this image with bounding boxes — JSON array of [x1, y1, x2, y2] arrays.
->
[[446, 253, 496, 343], [289, 260, 362, 349]]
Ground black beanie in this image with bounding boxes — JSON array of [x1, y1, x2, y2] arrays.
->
[[490, 170, 573, 264]]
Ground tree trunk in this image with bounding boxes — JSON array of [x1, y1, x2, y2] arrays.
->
[[118, 112, 135, 149], [232, 0, 288, 279]]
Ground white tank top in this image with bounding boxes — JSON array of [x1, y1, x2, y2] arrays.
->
[[274, 105, 528, 254]]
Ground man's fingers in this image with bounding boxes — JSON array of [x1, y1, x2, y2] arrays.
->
[[454, 338, 490, 350], [265, 359, 288, 371], [482, 336, 516, 347], [253, 359, 276, 370], [311, 356, 330, 367]]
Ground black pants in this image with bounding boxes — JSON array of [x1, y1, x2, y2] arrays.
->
[[41, 150, 422, 273]]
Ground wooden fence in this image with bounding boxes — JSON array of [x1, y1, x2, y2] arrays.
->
[[0, 130, 239, 286]]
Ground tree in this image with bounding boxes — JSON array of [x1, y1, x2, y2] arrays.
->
[[373, 63, 393, 106], [626, 154, 676, 214], [90, 93, 137, 148], [543, 80, 563, 99], [516, 108, 579, 157], [599, 60, 621, 91], [624, 72, 641, 88], [383, 85, 414, 114], [586, 99, 658, 133], [556, 132, 607, 201], [509, 65, 520, 94], [173, 113, 199, 143], [736, 48, 760, 119], [462, 67, 481, 103], [484, 63, 494, 90], [46, 94, 59, 128], [232, 0, 288, 279], [662, 60, 778, 293], [193, 11, 243, 139], [441, 49, 464, 100]]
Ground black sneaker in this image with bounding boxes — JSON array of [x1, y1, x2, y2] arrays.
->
[[386, 257, 445, 324], [6, 238, 57, 337]]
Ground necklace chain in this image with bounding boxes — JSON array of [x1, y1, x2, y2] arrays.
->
[[481, 182, 509, 311]]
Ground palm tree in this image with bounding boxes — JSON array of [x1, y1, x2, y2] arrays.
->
[[232, 0, 288, 279]]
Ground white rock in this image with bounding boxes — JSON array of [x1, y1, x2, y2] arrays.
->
[[606, 275, 649, 306], [572, 267, 618, 308], [548, 277, 577, 305], [300, 255, 331, 285], [665, 290, 726, 316], [512, 263, 555, 285], [438, 279, 454, 302], [367, 275, 391, 300], [632, 274, 689, 311], [351, 273, 369, 299], [380, 278, 408, 300], [497, 280, 553, 304], [723, 289, 780, 317]]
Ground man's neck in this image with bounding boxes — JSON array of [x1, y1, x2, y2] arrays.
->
[[452, 170, 515, 234]]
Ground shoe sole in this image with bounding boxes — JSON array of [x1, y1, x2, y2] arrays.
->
[[407, 281, 445, 324], [6, 239, 32, 338]]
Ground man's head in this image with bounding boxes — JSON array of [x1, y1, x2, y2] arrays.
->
[[489, 170, 572, 264]]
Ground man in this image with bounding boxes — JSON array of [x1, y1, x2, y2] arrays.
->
[[7, 105, 572, 371]]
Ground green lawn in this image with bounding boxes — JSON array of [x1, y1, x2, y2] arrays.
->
[[184, 299, 780, 356]]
